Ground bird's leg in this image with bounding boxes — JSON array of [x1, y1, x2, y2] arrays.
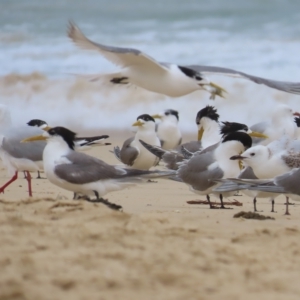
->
[[0, 171, 18, 194], [219, 194, 232, 209], [284, 196, 290, 216], [270, 198, 277, 213], [286, 197, 295, 205], [23, 171, 27, 179], [73, 192, 77, 200], [25, 171, 32, 197], [253, 197, 262, 212], [86, 191, 123, 211], [36, 171, 46, 179], [253, 197, 257, 212], [207, 195, 218, 209]]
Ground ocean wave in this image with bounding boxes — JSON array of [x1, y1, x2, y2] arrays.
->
[[0, 72, 299, 136]]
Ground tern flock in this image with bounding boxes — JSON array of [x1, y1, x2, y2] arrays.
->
[[1, 21, 300, 214]]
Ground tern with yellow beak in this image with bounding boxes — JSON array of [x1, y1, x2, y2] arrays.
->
[[0, 105, 110, 198], [152, 109, 182, 150], [22, 127, 174, 211], [113, 114, 160, 169], [27, 119, 111, 150]]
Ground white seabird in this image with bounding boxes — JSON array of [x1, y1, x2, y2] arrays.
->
[[140, 106, 266, 170], [229, 168, 300, 215], [214, 166, 279, 212], [152, 109, 182, 150], [113, 114, 161, 170], [27, 119, 111, 150], [0, 113, 46, 197], [67, 21, 300, 99], [176, 132, 253, 209], [22, 126, 174, 210], [250, 104, 299, 145]]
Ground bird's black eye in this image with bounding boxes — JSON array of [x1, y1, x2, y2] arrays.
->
[[165, 112, 169, 116], [250, 153, 255, 156]]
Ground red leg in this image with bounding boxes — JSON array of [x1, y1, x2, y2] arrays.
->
[[0, 171, 18, 193], [26, 171, 32, 197]]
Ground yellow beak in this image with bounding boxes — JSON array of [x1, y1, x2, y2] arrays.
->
[[21, 135, 47, 143], [198, 127, 204, 141], [249, 132, 268, 139], [132, 120, 144, 127], [43, 126, 52, 131], [151, 114, 162, 119]]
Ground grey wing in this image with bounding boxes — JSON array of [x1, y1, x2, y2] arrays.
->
[[2, 126, 45, 161], [178, 151, 224, 191], [75, 135, 110, 147], [176, 140, 202, 153], [54, 151, 126, 184], [274, 168, 300, 195], [214, 167, 258, 193], [187, 65, 300, 95], [67, 21, 168, 73], [112, 146, 121, 162], [119, 137, 139, 166]]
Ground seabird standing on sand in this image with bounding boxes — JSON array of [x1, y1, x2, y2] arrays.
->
[[113, 114, 161, 169], [22, 127, 174, 210], [176, 132, 253, 209], [152, 109, 182, 150], [250, 104, 300, 145], [27, 119, 111, 150], [67, 21, 300, 99]]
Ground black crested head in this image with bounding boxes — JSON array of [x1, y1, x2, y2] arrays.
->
[[222, 132, 252, 150], [137, 114, 155, 123], [196, 106, 219, 124], [27, 119, 47, 128], [164, 109, 179, 121], [47, 127, 76, 150], [178, 66, 203, 81], [220, 121, 249, 136], [295, 117, 300, 127]]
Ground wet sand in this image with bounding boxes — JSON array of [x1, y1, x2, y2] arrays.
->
[[0, 135, 300, 300]]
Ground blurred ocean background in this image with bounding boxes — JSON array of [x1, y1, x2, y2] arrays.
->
[[1, 0, 300, 134]]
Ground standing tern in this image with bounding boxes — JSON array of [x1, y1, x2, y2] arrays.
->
[[113, 114, 160, 169], [152, 109, 182, 150], [250, 104, 299, 145], [67, 21, 300, 99], [27, 119, 111, 150], [0, 107, 111, 197], [228, 168, 300, 215], [214, 166, 279, 212], [22, 127, 174, 211], [176, 132, 252, 209]]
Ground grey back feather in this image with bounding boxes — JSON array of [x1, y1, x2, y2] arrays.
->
[[55, 151, 126, 184], [178, 150, 224, 191], [2, 126, 45, 161], [119, 137, 138, 166]]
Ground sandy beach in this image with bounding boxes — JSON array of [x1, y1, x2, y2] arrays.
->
[[0, 134, 300, 300]]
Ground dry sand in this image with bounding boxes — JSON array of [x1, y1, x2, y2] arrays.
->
[[0, 134, 300, 300]]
